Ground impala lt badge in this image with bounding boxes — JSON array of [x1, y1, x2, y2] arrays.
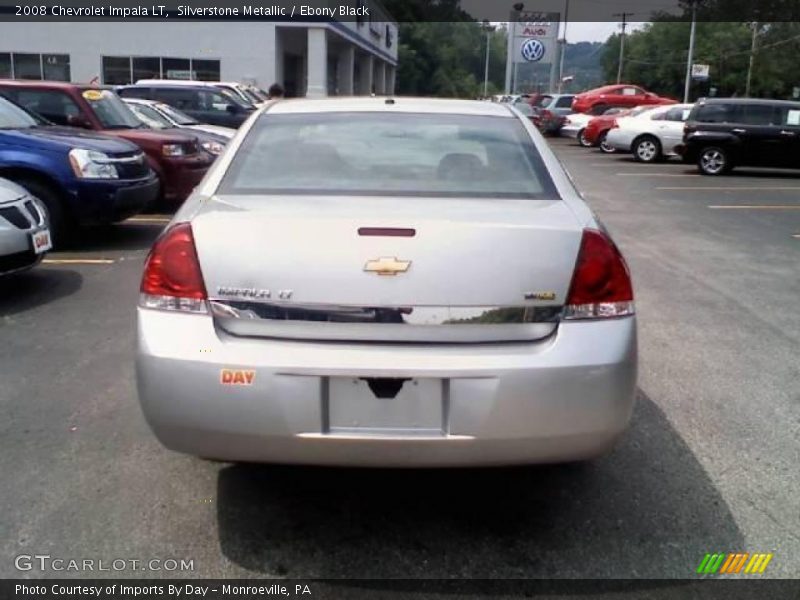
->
[[364, 257, 412, 276]]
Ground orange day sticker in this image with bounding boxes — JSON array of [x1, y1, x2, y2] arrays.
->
[[220, 369, 256, 386]]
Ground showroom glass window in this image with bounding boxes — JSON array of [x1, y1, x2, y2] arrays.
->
[[42, 54, 70, 81], [12, 53, 42, 79], [133, 57, 160, 82], [193, 60, 220, 81], [103, 56, 133, 85], [0, 53, 11, 78]]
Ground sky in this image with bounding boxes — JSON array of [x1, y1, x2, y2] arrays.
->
[[567, 21, 646, 43]]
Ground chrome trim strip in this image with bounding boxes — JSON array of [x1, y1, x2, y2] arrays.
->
[[209, 299, 562, 326]]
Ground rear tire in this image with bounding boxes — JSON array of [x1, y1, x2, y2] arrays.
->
[[591, 103, 609, 116], [633, 135, 663, 163], [577, 129, 592, 147], [17, 178, 73, 248], [697, 146, 732, 176], [599, 132, 616, 154]]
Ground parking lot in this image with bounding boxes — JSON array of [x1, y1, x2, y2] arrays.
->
[[1, 136, 798, 580]]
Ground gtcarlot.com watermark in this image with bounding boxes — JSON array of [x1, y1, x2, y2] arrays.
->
[[14, 554, 194, 572]]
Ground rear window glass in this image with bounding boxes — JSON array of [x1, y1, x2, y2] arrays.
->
[[218, 112, 559, 200], [555, 96, 574, 108]]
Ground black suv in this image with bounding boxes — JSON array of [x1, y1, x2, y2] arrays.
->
[[117, 84, 254, 128], [681, 98, 800, 175]]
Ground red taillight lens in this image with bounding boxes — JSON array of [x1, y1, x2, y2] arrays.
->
[[139, 223, 207, 313], [564, 229, 634, 320]]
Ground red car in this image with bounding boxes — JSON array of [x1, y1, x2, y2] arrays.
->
[[572, 84, 677, 115], [582, 106, 664, 152], [0, 80, 213, 208]]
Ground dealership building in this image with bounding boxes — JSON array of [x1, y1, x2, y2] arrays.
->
[[0, 7, 398, 97]]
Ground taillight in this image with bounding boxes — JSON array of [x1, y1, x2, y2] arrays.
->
[[139, 222, 208, 313], [564, 229, 634, 320]]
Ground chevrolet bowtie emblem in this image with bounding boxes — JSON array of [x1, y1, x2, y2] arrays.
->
[[363, 256, 412, 276]]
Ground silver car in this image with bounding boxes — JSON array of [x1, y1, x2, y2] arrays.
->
[[136, 97, 637, 467], [0, 177, 51, 275]]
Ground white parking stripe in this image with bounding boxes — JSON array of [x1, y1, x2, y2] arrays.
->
[[616, 173, 697, 177], [660, 187, 800, 191], [708, 205, 800, 210]]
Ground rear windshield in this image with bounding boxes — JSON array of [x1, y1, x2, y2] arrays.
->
[[218, 112, 558, 199]]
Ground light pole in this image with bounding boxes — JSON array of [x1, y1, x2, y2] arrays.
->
[[557, 0, 570, 93], [613, 12, 634, 84], [683, 0, 698, 102], [745, 21, 758, 97], [482, 20, 496, 98]]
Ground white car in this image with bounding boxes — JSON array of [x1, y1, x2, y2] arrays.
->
[[122, 98, 236, 141], [560, 113, 594, 144], [135, 97, 637, 467], [605, 104, 694, 162]]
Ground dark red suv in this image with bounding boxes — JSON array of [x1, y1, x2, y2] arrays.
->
[[0, 80, 213, 208]]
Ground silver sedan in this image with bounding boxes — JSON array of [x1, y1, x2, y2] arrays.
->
[[0, 177, 51, 275], [136, 97, 637, 467]]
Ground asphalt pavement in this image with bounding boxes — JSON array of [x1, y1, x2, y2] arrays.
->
[[0, 140, 798, 583]]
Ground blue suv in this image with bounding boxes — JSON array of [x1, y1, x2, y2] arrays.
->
[[0, 94, 159, 245]]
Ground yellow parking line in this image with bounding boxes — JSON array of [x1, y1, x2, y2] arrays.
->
[[708, 205, 800, 210], [125, 217, 171, 224], [42, 258, 115, 265], [660, 187, 800, 191]]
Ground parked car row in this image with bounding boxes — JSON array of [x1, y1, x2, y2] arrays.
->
[[560, 94, 800, 176], [0, 77, 265, 270]]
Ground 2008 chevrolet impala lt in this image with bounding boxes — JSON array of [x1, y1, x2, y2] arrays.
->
[[135, 97, 637, 467]]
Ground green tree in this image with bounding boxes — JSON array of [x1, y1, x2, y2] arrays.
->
[[601, 20, 800, 99]]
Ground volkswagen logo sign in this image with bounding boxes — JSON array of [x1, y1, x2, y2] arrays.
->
[[521, 38, 546, 62]]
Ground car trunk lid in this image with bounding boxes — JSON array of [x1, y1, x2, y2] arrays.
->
[[192, 194, 583, 343]]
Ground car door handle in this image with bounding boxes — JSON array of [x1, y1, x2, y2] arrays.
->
[[780, 130, 796, 136], [732, 128, 747, 134]]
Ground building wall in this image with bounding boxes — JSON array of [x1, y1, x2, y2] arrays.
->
[[0, 16, 398, 94], [0, 22, 279, 87]]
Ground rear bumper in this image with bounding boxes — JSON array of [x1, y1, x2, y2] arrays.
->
[[71, 175, 159, 225], [136, 309, 638, 467]]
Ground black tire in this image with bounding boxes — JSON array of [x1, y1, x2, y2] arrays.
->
[[697, 146, 732, 176], [16, 178, 73, 247], [591, 103, 609, 116], [577, 129, 592, 147], [632, 135, 663, 163], [598, 132, 616, 154]]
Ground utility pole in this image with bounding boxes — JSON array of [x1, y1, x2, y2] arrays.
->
[[557, 0, 570, 93], [745, 21, 758, 97], [683, 0, 697, 103], [613, 12, 634, 84], [482, 20, 496, 97]]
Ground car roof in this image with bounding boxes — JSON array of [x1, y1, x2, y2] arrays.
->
[[121, 97, 157, 105], [698, 97, 800, 107], [0, 79, 110, 90], [266, 97, 515, 117], [134, 79, 243, 87]]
